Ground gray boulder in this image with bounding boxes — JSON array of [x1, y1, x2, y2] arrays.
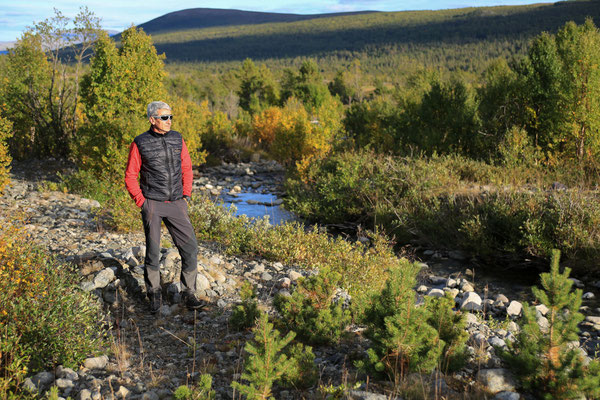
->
[[476, 368, 517, 393]]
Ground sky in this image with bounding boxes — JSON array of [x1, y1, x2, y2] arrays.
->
[[0, 0, 557, 43]]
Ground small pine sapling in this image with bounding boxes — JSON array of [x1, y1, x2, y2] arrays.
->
[[232, 312, 296, 400], [281, 342, 318, 389], [357, 262, 441, 382], [274, 267, 351, 345], [500, 249, 600, 399], [174, 374, 215, 400], [230, 281, 261, 331], [425, 292, 469, 372]]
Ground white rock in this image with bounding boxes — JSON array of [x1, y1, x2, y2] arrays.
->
[[289, 270, 303, 281], [476, 369, 517, 393], [80, 281, 96, 292], [465, 313, 479, 325], [582, 292, 595, 300], [278, 277, 291, 288], [506, 301, 522, 317], [416, 285, 429, 293], [488, 337, 506, 349], [55, 378, 74, 389], [495, 294, 509, 304], [196, 273, 211, 292], [261, 272, 273, 281], [30, 371, 54, 388], [446, 278, 458, 288], [461, 292, 482, 311], [251, 264, 265, 274], [93, 268, 115, 289], [535, 304, 549, 316], [83, 355, 109, 370], [461, 282, 475, 292], [272, 262, 284, 271], [116, 386, 130, 398], [427, 288, 445, 298], [585, 315, 600, 324], [209, 255, 223, 265], [77, 389, 92, 400], [444, 288, 460, 298], [56, 366, 78, 381]]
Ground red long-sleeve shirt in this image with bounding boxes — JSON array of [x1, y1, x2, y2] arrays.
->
[[125, 138, 193, 207]]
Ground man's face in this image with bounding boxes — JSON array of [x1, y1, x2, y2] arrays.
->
[[150, 108, 172, 134]]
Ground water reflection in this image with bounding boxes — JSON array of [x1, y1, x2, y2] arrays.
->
[[220, 192, 296, 225]]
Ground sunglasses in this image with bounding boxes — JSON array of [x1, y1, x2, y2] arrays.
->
[[154, 115, 173, 121]]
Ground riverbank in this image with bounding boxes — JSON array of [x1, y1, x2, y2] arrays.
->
[[3, 159, 600, 399]]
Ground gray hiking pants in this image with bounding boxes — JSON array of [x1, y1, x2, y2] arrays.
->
[[141, 198, 198, 294]]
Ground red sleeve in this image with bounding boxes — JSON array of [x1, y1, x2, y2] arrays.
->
[[125, 142, 146, 207], [181, 139, 193, 197]]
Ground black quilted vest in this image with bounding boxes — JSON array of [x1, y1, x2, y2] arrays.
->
[[134, 129, 184, 202]]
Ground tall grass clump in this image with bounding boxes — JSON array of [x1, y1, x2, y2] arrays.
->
[[0, 214, 106, 397]]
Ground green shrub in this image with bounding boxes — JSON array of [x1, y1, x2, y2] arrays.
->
[[188, 195, 399, 300], [0, 326, 29, 398], [357, 261, 442, 382], [281, 342, 318, 389], [174, 374, 216, 400], [285, 149, 600, 271], [500, 250, 600, 399], [425, 293, 469, 372], [232, 312, 296, 400], [0, 215, 106, 396], [0, 117, 12, 194], [274, 268, 351, 345], [230, 281, 261, 331]]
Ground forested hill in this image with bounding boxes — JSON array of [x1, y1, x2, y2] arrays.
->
[[134, 0, 600, 74], [136, 8, 377, 34]]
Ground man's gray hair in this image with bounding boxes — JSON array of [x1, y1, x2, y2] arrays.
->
[[147, 101, 171, 118]]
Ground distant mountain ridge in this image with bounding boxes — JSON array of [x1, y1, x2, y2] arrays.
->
[[137, 8, 377, 35], [115, 2, 600, 75]]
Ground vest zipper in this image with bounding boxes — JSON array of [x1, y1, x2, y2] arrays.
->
[[162, 137, 173, 200]]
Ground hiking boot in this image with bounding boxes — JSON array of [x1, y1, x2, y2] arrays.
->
[[149, 290, 162, 314], [182, 291, 205, 310]]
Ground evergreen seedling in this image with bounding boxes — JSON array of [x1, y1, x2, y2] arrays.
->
[[281, 342, 318, 389], [232, 313, 296, 400], [230, 281, 261, 331], [174, 374, 215, 400], [500, 249, 600, 399], [274, 267, 351, 345], [425, 292, 469, 372], [357, 262, 441, 382]]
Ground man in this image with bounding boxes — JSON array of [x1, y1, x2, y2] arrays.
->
[[125, 101, 204, 313]]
